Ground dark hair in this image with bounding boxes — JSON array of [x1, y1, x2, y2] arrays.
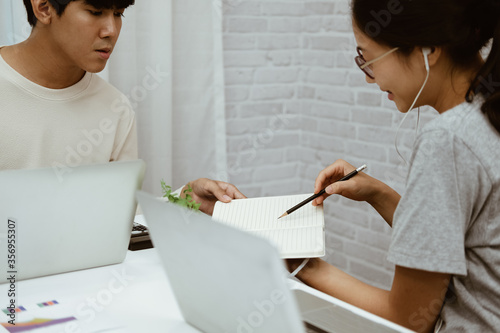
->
[[24, 0, 135, 27], [352, 0, 500, 134]]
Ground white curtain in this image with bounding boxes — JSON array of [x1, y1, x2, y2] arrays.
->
[[171, 0, 228, 189], [0, 0, 227, 196], [0, 1, 31, 45]]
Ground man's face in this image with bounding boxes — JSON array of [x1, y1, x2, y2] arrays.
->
[[48, 0, 125, 73]]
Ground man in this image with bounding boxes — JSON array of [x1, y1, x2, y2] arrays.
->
[[0, 0, 244, 214]]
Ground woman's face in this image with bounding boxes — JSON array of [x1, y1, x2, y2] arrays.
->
[[353, 23, 430, 113]]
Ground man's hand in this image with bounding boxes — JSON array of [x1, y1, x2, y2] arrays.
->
[[181, 178, 247, 215]]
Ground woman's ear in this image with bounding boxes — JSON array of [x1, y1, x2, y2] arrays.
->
[[31, 0, 54, 26], [426, 47, 441, 68]]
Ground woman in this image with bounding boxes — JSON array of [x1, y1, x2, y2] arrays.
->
[[290, 0, 500, 332]]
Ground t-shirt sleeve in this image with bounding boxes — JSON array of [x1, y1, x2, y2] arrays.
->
[[110, 96, 138, 162], [388, 129, 488, 276]]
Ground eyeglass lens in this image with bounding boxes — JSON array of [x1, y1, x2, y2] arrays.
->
[[355, 49, 375, 79]]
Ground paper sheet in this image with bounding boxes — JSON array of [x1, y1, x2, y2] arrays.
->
[[0, 299, 122, 333], [212, 194, 325, 258]]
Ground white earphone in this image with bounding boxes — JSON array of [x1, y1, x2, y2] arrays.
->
[[422, 47, 431, 72]]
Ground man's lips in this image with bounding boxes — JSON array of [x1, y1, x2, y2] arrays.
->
[[96, 48, 112, 60]]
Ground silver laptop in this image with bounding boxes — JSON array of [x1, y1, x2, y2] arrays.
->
[[136, 191, 414, 333], [0, 160, 146, 283]]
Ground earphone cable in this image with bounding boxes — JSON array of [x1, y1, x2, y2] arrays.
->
[[395, 65, 430, 164]]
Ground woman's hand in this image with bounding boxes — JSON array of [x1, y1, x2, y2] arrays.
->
[[313, 159, 400, 225], [313, 159, 380, 205], [182, 178, 246, 216]]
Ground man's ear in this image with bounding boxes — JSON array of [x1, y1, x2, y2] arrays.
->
[[31, 0, 54, 26]]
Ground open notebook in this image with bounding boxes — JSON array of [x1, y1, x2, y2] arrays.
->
[[212, 194, 325, 259]]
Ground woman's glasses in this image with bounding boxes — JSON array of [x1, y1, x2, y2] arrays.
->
[[354, 47, 399, 79]]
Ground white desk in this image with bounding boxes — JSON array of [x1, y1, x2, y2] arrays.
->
[[0, 248, 413, 333], [0, 249, 199, 333]]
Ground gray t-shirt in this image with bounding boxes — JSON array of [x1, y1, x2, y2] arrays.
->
[[387, 98, 500, 332]]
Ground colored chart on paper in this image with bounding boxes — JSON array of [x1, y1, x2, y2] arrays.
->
[[1, 317, 77, 333], [37, 300, 59, 308], [2, 306, 26, 315], [1, 300, 76, 333]]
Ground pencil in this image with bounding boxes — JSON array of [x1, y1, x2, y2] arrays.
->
[[277, 164, 367, 219]]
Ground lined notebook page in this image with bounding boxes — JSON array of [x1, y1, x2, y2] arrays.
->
[[212, 194, 325, 258]]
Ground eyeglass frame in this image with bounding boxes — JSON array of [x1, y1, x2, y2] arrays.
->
[[354, 47, 399, 79]]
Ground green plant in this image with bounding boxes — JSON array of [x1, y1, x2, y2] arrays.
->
[[161, 180, 201, 211]]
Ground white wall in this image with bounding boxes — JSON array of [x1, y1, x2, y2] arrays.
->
[[222, 0, 438, 289]]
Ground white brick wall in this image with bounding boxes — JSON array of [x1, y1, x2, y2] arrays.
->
[[222, 0, 438, 290]]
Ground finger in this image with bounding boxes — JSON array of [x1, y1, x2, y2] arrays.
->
[[217, 190, 233, 203], [202, 180, 232, 202], [231, 190, 247, 199], [217, 181, 247, 200], [314, 170, 328, 194], [314, 191, 333, 206], [312, 196, 325, 207], [312, 196, 324, 206], [325, 180, 352, 196], [314, 161, 346, 193], [225, 183, 247, 199]]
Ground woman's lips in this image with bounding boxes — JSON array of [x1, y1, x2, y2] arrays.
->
[[382, 89, 394, 101]]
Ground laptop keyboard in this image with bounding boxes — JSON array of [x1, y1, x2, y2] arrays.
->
[[294, 289, 405, 333]]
